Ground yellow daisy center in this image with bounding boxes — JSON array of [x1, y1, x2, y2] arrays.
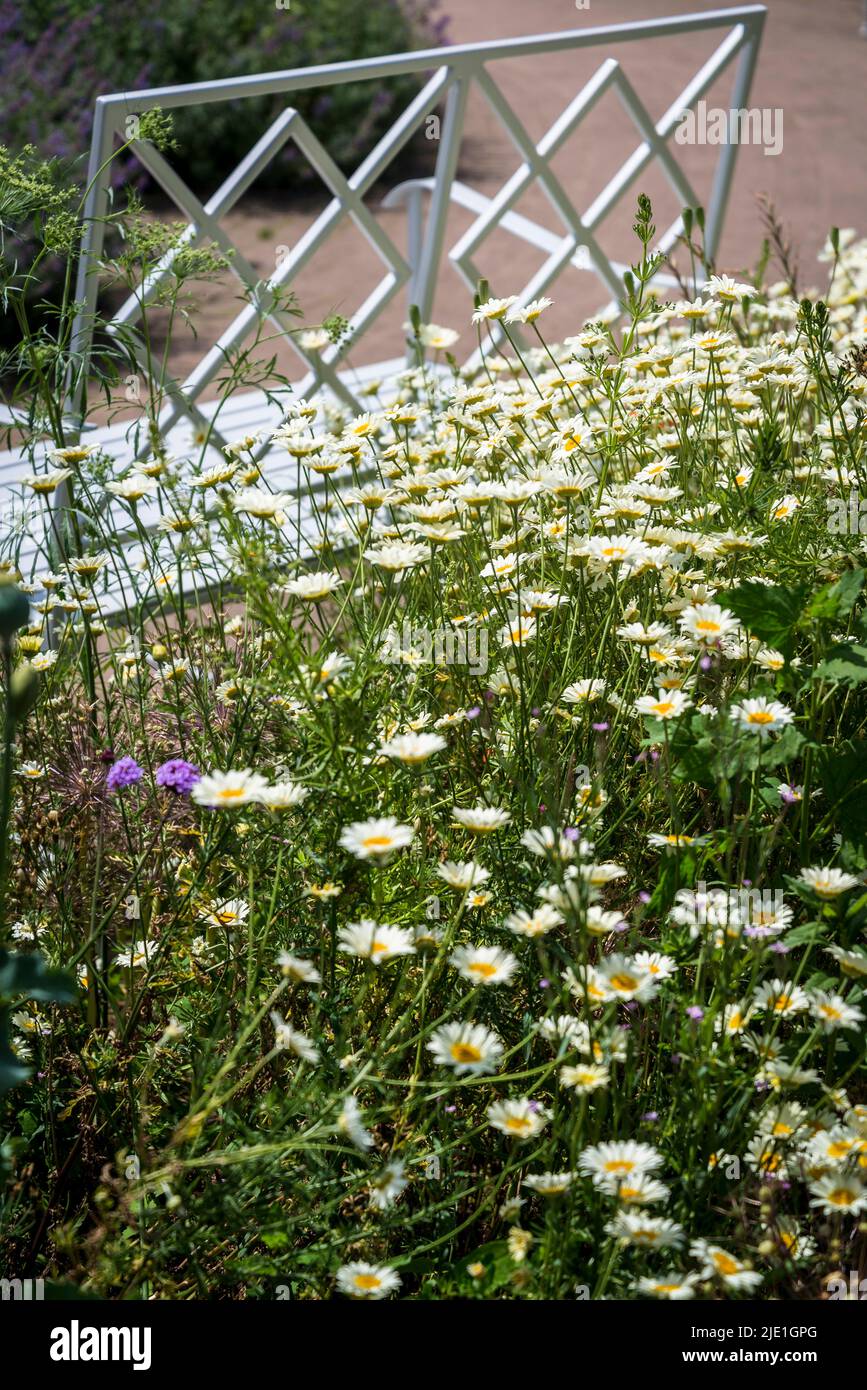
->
[[827, 1187, 856, 1207], [609, 972, 639, 993], [827, 1141, 853, 1160]]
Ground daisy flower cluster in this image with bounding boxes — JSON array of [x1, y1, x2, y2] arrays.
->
[[4, 210, 867, 1302]]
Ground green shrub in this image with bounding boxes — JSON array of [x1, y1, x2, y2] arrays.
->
[[0, 0, 449, 191]]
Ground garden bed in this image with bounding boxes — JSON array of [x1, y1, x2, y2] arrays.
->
[[1, 183, 867, 1301]]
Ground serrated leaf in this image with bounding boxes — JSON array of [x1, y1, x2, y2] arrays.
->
[[760, 724, 806, 769], [804, 569, 865, 622], [726, 580, 809, 657], [814, 642, 867, 686], [783, 923, 827, 948]]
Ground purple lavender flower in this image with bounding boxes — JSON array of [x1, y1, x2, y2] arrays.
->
[[106, 756, 143, 792], [155, 758, 201, 795], [686, 1005, 705, 1021]]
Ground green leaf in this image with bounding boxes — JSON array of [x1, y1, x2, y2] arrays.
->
[[783, 923, 827, 948], [0, 949, 77, 1004], [804, 568, 865, 622], [261, 1231, 290, 1250], [813, 642, 867, 686], [647, 850, 696, 916], [42, 1281, 105, 1302], [760, 724, 806, 769], [726, 580, 809, 657], [814, 744, 867, 849], [0, 1007, 31, 1095]]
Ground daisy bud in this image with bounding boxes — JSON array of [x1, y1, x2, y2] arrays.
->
[[9, 662, 39, 720], [0, 582, 30, 641]]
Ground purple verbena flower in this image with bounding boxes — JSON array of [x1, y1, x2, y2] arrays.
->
[[155, 758, 201, 795], [106, 756, 143, 792]]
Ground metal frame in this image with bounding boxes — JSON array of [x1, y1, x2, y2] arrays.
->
[[67, 6, 766, 434]]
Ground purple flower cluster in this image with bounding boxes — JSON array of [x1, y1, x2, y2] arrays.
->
[[155, 759, 201, 795], [106, 756, 143, 792]]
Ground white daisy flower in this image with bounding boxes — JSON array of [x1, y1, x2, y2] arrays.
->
[[449, 943, 517, 986], [486, 1097, 550, 1140], [339, 816, 415, 860], [451, 804, 511, 834], [337, 920, 416, 963], [427, 1021, 503, 1075], [192, 769, 270, 809], [335, 1261, 401, 1299]]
